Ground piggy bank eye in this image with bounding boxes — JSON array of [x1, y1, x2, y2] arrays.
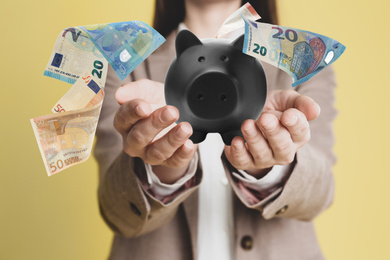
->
[[220, 55, 229, 62], [198, 56, 206, 62]]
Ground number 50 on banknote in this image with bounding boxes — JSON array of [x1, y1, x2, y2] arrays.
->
[[32, 21, 165, 176]]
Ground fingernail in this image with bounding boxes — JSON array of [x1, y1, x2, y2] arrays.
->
[[115, 87, 125, 103], [316, 103, 321, 115], [285, 115, 298, 126], [177, 124, 192, 138], [233, 140, 244, 150], [244, 122, 257, 137], [184, 139, 193, 150], [181, 123, 192, 134], [160, 107, 178, 123], [135, 105, 148, 117], [262, 118, 276, 131]]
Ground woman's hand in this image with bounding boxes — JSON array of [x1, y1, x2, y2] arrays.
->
[[224, 90, 321, 178], [114, 79, 197, 184]]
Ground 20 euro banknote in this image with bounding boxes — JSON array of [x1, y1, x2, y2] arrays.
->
[[242, 17, 346, 87], [34, 21, 165, 176], [44, 21, 165, 84], [43, 27, 108, 86], [80, 21, 165, 81]]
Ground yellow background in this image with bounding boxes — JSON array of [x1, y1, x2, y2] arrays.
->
[[1, 0, 389, 259]]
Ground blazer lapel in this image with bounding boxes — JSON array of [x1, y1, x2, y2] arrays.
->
[[182, 190, 200, 260], [141, 28, 282, 260], [145, 29, 201, 259]]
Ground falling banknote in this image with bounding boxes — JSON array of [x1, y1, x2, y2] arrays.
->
[[31, 72, 103, 175], [242, 16, 346, 87], [216, 2, 260, 40], [44, 21, 165, 84], [80, 21, 165, 81], [43, 27, 108, 86], [32, 21, 165, 176]]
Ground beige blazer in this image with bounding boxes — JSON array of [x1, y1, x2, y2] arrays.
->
[[94, 29, 337, 260]]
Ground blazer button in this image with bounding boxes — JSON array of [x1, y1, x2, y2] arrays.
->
[[241, 235, 253, 250], [130, 202, 141, 216], [276, 205, 288, 215]]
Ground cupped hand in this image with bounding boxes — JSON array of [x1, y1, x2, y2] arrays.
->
[[224, 90, 321, 178], [114, 79, 197, 184]]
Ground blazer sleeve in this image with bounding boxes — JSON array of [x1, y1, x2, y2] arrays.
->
[[223, 66, 337, 221], [94, 65, 202, 238]]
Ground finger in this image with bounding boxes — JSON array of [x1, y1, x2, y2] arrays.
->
[[225, 136, 254, 170], [264, 89, 300, 111], [114, 99, 151, 136], [241, 119, 273, 167], [281, 108, 311, 144], [127, 105, 179, 150], [164, 140, 197, 168], [144, 122, 193, 164], [115, 79, 165, 106], [293, 95, 320, 121], [258, 113, 295, 164], [265, 90, 319, 122]]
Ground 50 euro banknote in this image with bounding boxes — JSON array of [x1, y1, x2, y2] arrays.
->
[[31, 72, 103, 176], [242, 17, 346, 87]]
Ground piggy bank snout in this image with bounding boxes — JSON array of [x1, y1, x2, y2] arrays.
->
[[187, 72, 238, 120]]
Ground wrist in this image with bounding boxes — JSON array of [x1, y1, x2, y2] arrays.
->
[[244, 167, 273, 179], [152, 163, 191, 184]]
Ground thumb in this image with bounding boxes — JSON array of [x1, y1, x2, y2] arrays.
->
[[294, 95, 321, 121], [115, 79, 165, 105], [115, 84, 133, 105]]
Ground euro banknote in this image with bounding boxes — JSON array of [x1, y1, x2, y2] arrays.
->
[[80, 21, 165, 81], [242, 17, 346, 87], [44, 21, 165, 84], [34, 21, 165, 175], [51, 71, 104, 113], [216, 2, 260, 40], [43, 27, 108, 86], [31, 72, 104, 176]]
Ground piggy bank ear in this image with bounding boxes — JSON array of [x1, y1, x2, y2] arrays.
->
[[232, 34, 245, 51], [176, 30, 202, 57]]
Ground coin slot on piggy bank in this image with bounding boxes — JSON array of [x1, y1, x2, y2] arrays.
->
[[165, 30, 267, 145]]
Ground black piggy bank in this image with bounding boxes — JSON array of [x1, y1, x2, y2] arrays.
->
[[164, 30, 267, 145]]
